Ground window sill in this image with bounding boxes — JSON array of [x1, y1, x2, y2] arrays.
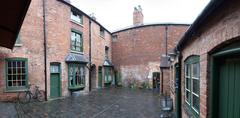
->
[[4, 88, 28, 93], [70, 20, 84, 27], [68, 86, 85, 91], [70, 50, 84, 55], [183, 103, 199, 118], [14, 44, 23, 47]]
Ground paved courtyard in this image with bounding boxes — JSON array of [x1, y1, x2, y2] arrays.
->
[[14, 88, 164, 118]]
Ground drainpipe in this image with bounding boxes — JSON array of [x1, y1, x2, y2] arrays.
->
[[161, 68, 163, 94], [177, 50, 182, 118], [89, 20, 92, 91], [42, 0, 47, 101], [165, 26, 168, 55]]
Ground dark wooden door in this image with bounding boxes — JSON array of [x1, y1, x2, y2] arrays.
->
[[175, 65, 181, 118], [98, 66, 102, 88]]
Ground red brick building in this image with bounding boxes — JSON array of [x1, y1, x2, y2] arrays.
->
[[170, 0, 240, 117], [112, 6, 188, 95], [0, 0, 113, 101], [0, 0, 188, 102]]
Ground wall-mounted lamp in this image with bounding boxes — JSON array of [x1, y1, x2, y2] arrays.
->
[[168, 50, 177, 62]]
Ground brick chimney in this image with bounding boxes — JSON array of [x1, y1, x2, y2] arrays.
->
[[133, 5, 143, 26]]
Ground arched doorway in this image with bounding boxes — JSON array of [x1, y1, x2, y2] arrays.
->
[[211, 39, 240, 118]]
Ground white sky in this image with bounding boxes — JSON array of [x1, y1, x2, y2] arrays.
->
[[70, 0, 210, 32]]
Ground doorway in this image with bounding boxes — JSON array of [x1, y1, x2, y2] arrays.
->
[[219, 57, 240, 118], [98, 66, 102, 88], [211, 40, 240, 118], [50, 63, 61, 98], [152, 72, 160, 91], [91, 66, 97, 90]]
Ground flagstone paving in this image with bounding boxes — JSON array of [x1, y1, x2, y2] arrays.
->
[[15, 88, 165, 118]]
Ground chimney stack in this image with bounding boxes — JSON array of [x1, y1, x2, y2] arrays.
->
[[133, 5, 143, 26]]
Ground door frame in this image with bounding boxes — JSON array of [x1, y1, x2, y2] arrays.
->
[[50, 62, 61, 98], [209, 41, 240, 118]]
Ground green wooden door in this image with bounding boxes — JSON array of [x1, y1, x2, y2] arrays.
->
[[50, 64, 61, 98], [50, 74, 60, 98], [219, 58, 240, 118], [98, 66, 102, 88]]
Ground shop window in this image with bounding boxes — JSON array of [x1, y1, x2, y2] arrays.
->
[[68, 63, 85, 89]]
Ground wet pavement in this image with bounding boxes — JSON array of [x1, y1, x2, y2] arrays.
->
[[0, 102, 17, 118], [15, 88, 163, 118]]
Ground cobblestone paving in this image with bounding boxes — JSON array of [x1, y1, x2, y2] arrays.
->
[[16, 88, 163, 118]]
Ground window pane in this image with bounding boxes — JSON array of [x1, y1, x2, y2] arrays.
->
[[192, 95, 200, 112], [8, 62, 12, 67], [192, 79, 199, 95], [17, 75, 21, 80], [70, 76, 73, 86], [186, 91, 191, 103], [185, 64, 190, 76], [50, 65, 59, 73], [13, 81, 17, 86], [13, 75, 16, 80], [16, 81, 21, 86], [13, 61, 16, 67], [71, 33, 75, 41], [17, 68, 21, 74], [22, 61, 25, 67], [22, 75, 25, 80], [69, 66, 74, 75], [22, 81, 26, 86], [13, 68, 16, 74], [192, 63, 200, 78], [8, 75, 12, 80], [22, 68, 25, 74], [186, 78, 190, 89], [8, 81, 12, 86], [8, 68, 12, 74], [15, 35, 21, 44], [17, 62, 21, 67]]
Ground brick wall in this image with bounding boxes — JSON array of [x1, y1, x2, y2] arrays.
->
[[91, 21, 112, 89], [179, 1, 240, 117], [0, 0, 113, 101], [0, 0, 44, 101], [112, 25, 188, 88]]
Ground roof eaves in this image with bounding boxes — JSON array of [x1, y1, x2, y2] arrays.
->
[[57, 0, 111, 34], [176, 0, 225, 51], [112, 23, 190, 34]]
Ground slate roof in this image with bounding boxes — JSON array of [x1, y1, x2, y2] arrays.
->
[[65, 53, 88, 63]]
